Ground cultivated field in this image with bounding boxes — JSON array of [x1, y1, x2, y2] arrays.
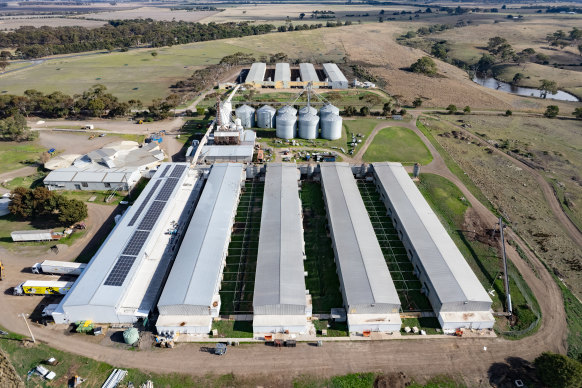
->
[[74, 7, 218, 22], [418, 115, 582, 298]]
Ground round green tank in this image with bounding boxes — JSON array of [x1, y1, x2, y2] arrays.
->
[[123, 328, 139, 345]]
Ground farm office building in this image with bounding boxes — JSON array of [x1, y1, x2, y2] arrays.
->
[[156, 163, 245, 335], [252, 163, 311, 334], [372, 162, 494, 330], [52, 163, 202, 324], [320, 163, 402, 333]]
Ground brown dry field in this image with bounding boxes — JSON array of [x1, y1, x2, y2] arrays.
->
[[75, 7, 219, 22], [317, 23, 579, 112], [420, 115, 582, 298], [0, 16, 105, 30]]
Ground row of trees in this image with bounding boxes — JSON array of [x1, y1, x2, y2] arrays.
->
[[0, 85, 180, 121], [0, 113, 35, 142], [9, 187, 88, 226], [0, 20, 276, 59]]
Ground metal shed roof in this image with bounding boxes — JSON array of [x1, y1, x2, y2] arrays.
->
[[157, 163, 244, 313], [319, 163, 400, 309], [299, 63, 319, 82], [275, 63, 291, 82], [372, 162, 492, 305], [322, 63, 348, 83], [245, 62, 266, 83], [253, 163, 307, 312], [57, 163, 190, 312]]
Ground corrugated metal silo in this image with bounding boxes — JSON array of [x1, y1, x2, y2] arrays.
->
[[319, 103, 340, 119], [256, 105, 276, 128], [235, 104, 256, 128], [276, 112, 297, 139], [278, 105, 297, 117], [299, 105, 318, 116], [320, 114, 343, 140], [298, 113, 319, 139]]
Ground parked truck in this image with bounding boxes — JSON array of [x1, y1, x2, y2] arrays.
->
[[31, 260, 86, 276], [13, 280, 74, 296]]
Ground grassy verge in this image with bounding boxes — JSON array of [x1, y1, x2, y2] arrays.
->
[[211, 320, 253, 338], [401, 317, 441, 335], [3, 168, 47, 190], [363, 126, 432, 164], [416, 117, 498, 217], [293, 372, 466, 388], [0, 327, 242, 388], [300, 182, 343, 313], [417, 173, 540, 337], [549, 178, 582, 233], [313, 320, 349, 337], [0, 142, 44, 172]]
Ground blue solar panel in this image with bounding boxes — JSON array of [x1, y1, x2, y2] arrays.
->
[[104, 256, 136, 286], [137, 200, 166, 231], [170, 164, 187, 178], [122, 230, 149, 256], [128, 180, 161, 226], [160, 165, 171, 177], [155, 178, 178, 201]]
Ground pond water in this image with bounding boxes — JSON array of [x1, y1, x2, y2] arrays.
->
[[472, 75, 580, 102]]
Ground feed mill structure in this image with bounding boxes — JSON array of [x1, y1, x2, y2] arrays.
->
[[252, 163, 311, 334], [52, 163, 202, 324], [156, 163, 245, 335], [319, 163, 402, 333], [372, 162, 494, 331]]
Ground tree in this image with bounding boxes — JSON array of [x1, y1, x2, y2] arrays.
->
[[299, 13, 305, 20], [476, 54, 496, 73], [344, 106, 357, 116], [535, 53, 550, 63], [0, 113, 33, 141], [463, 106, 471, 114], [446, 104, 457, 114], [57, 198, 88, 226], [410, 56, 437, 76], [539, 79, 558, 98], [0, 50, 11, 59], [382, 102, 392, 115], [378, 17, 384, 23], [0, 60, 8, 72], [487, 36, 508, 51], [535, 352, 582, 388], [412, 97, 423, 108], [151, 51, 158, 57], [544, 105, 559, 118], [574, 107, 582, 119], [360, 106, 370, 116], [512, 72, 524, 85], [505, 109, 512, 116]]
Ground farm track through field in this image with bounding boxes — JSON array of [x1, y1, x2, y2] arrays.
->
[[0, 112, 569, 386]]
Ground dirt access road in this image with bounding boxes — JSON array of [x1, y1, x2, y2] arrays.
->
[[0, 120, 568, 386]]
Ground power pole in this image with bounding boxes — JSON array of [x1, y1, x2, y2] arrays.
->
[[499, 217, 512, 316], [20, 313, 35, 343]]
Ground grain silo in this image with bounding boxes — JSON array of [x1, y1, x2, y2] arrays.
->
[[320, 113, 342, 140], [276, 111, 297, 139], [278, 105, 297, 117], [298, 113, 319, 139], [257, 105, 276, 128], [298, 105, 317, 116], [235, 104, 256, 128], [319, 103, 340, 119]]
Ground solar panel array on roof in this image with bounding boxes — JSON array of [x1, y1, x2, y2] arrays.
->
[[137, 201, 166, 231], [170, 165, 187, 178], [104, 256, 136, 286], [160, 165, 171, 177], [156, 178, 178, 201], [128, 180, 161, 226], [122, 230, 149, 256]]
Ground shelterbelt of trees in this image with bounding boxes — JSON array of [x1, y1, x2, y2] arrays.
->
[[0, 19, 276, 59]]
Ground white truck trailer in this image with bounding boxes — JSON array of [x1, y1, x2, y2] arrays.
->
[[11, 230, 62, 242], [31, 260, 86, 276], [13, 280, 74, 296]]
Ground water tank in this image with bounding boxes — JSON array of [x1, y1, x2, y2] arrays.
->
[[257, 105, 276, 128], [320, 114, 343, 140], [319, 104, 340, 119], [276, 112, 297, 139], [299, 105, 317, 116], [235, 104, 256, 128], [123, 328, 139, 345], [278, 105, 297, 117], [298, 113, 319, 139], [413, 163, 421, 178]]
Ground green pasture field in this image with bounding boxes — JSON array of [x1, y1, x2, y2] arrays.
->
[[0, 143, 45, 172], [362, 126, 432, 164]]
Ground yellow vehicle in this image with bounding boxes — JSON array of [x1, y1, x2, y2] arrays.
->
[[13, 280, 74, 296]]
